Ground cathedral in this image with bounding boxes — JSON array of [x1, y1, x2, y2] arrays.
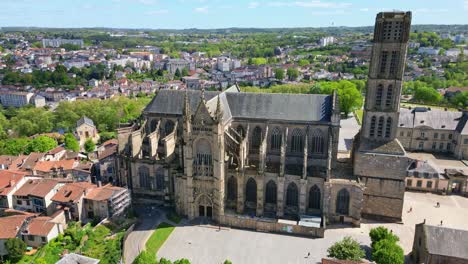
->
[[116, 11, 412, 237]]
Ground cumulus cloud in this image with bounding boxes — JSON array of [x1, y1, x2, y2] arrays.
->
[[248, 2, 260, 9], [146, 9, 169, 15], [194, 6, 209, 13]]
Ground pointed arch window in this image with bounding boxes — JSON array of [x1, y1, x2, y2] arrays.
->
[[385, 85, 393, 107], [309, 185, 321, 210], [310, 129, 325, 154], [376, 84, 383, 108], [164, 120, 175, 136], [138, 166, 150, 189], [245, 178, 257, 203], [270, 127, 282, 151], [369, 116, 376, 137], [290, 128, 304, 153], [385, 117, 393, 138], [377, 116, 385, 137], [251, 126, 262, 150], [156, 168, 165, 190], [227, 176, 237, 201], [286, 182, 299, 207], [265, 180, 277, 204], [336, 188, 350, 215]]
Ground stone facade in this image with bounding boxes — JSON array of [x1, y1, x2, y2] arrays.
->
[[353, 11, 413, 222]]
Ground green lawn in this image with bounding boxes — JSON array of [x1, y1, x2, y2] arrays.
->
[[146, 222, 175, 254], [354, 109, 363, 125]]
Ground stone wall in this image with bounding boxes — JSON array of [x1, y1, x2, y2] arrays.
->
[[220, 213, 325, 238]]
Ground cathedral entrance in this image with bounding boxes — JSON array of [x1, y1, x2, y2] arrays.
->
[[196, 194, 213, 218]]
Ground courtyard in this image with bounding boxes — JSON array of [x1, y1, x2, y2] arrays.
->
[[157, 191, 468, 264]]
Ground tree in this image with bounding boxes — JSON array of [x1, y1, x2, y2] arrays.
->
[[287, 67, 299, 81], [369, 227, 399, 248], [64, 133, 80, 152], [337, 85, 363, 117], [5, 238, 26, 262], [372, 239, 404, 264], [413, 86, 442, 104], [327, 236, 365, 261], [182, 67, 189, 77], [274, 68, 285, 80], [84, 138, 96, 153], [133, 251, 157, 264], [174, 68, 181, 79], [223, 260, 233, 264], [0, 138, 31, 155], [26, 136, 57, 154], [298, 59, 310, 67]]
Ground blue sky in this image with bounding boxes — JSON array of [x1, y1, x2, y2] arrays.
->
[[0, 0, 467, 29]]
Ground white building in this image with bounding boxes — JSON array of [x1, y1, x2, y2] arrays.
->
[[0, 91, 34, 108], [446, 48, 461, 57], [418, 47, 441, 56], [320, 36, 335, 47], [42, 38, 84, 48]]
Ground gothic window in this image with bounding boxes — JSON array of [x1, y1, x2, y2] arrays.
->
[[156, 168, 165, 190], [336, 188, 350, 215], [245, 178, 257, 203], [369, 116, 377, 137], [286, 182, 299, 207], [251, 126, 262, 150], [385, 85, 393, 107], [150, 119, 158, 133], [138, 166, 150, 189], [290, 128, 304, 153], [227, 176, 237, 201], [270, 127, 282, 151], [377, 116, 385, 137], [308, 185, 321, 210], [164, 120, 175, 136], [236, 125, 245, 138], [389, 51, 399, 76], [310, 129, 325, 154], [265, 180, 277, 204], [194, 139, 212, 177], [376, 84, 383, 108], [385, 117, 392, 138], [380, 51, 388, 74]]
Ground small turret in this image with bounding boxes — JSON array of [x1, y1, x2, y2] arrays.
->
[[214, 95, 223, 122], [183, 90, 191, 121]]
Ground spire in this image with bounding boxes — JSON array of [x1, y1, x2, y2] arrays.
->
[[215, 95, 223, 122], [183, 89, 191, 121], [200, 87, 206, 103]]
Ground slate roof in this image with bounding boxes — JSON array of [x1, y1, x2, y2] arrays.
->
[[77, 116, 95, 127], [56, 253, 100, 264], [399, 108, 465, 133], [144, 87, 332, 123], [424, 224, 468, 260]]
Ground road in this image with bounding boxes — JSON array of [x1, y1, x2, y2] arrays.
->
[[124, 205, 164, 264]]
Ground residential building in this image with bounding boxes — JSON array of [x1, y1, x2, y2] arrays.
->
[[0, 171, 29, 208], [21, 216, 64, 248], [42, 39, 84, 48], [320, 36, 335, 47], [51, 182, 97, 222], [397, 108, 468, 159], [0, 215, 30, 256], [13, 179, 63, 215], [0, 91, 34, 108], [84, 184, 131, 220], [412, 222, 468, 264], [418, 47, 440, 55], [56, 253, 100, 264], [76, 116, 100, 150], [33, 159, 78, 179]]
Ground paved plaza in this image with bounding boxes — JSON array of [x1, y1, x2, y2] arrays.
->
[[338, 114, 360, 152], [157, 192, 468, 264]]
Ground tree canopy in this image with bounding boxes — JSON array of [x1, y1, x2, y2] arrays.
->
[[5, 238, 26, 262], [64, 133, 80, 152], [26, 136, 58, 154], [327, 236, 365, 261]]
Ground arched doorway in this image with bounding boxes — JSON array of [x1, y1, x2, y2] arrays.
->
[[336, 188, 350, 215], [245, 178, 257, 210], [226, 176, 237, 210], [197, 194, 213, 218]]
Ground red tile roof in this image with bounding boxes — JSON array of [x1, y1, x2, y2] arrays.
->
[[0, 215, 29, 239], [14, 179, 60, 198], [0, 170, 28, 196], [85, 184, 125, 201], [33, 160, 76, 173], [46, 146, 65, 155], [51, 182, 97, 203], [25, 217, 55, 236]]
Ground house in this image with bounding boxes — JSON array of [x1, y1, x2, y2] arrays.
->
[[20, 152, 45, 173], [405, 160, 449, 193], [0, 215, 30, 256], [13, 179, 64, 215], [96, 144, 117, 184], [84, 184, 131, 220], [51, 182, 97, 222], [412, 222, 468, 264], [0, 171, 30, 208], [76, 116, 99, 150], [33, 159, 77, 179], [0, 155, 26, 170], [21, 216, 64, 248], [43, 146, 67, 161], [56, 253, 100, 264]]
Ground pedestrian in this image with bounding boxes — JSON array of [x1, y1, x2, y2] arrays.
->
[[307, 252, 310, 258], [437, 202, 440, 208], [440, 220, 443, 226], [409, 206, 412, 213]]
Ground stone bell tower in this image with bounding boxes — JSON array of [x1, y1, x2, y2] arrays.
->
[[353, 11, 412, 222]]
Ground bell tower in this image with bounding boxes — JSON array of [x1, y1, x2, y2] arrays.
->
[[354, 11, 412, 222]]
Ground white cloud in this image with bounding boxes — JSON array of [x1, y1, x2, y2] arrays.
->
[[194, 6, 209, 13], [359, 8, 369, 12], [464, 0, 468, 10], [268, 1, 351, 8], [146, 9, 169, 15], [414, 8, 448, 13], [248, 2, 260, 9], [137, 0, 157, 5]]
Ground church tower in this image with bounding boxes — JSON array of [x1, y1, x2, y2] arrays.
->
[[354, 11, 412, 222]]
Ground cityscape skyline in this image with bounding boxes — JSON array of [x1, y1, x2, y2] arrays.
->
[[0, 0, 467, 29]]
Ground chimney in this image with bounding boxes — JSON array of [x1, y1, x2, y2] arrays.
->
[[97, 180, 102, 187]]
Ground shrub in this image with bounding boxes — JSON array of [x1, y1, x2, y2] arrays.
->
[[327, 236, 365, 261], [133, 250, 157, 264], [5, 238, 26, 262], [369, 226, 399, 248], [372, 239, 404, 264]]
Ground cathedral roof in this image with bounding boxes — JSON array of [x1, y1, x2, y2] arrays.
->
[[145, 87, 333, 123], [399, 108, 465, 132]]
